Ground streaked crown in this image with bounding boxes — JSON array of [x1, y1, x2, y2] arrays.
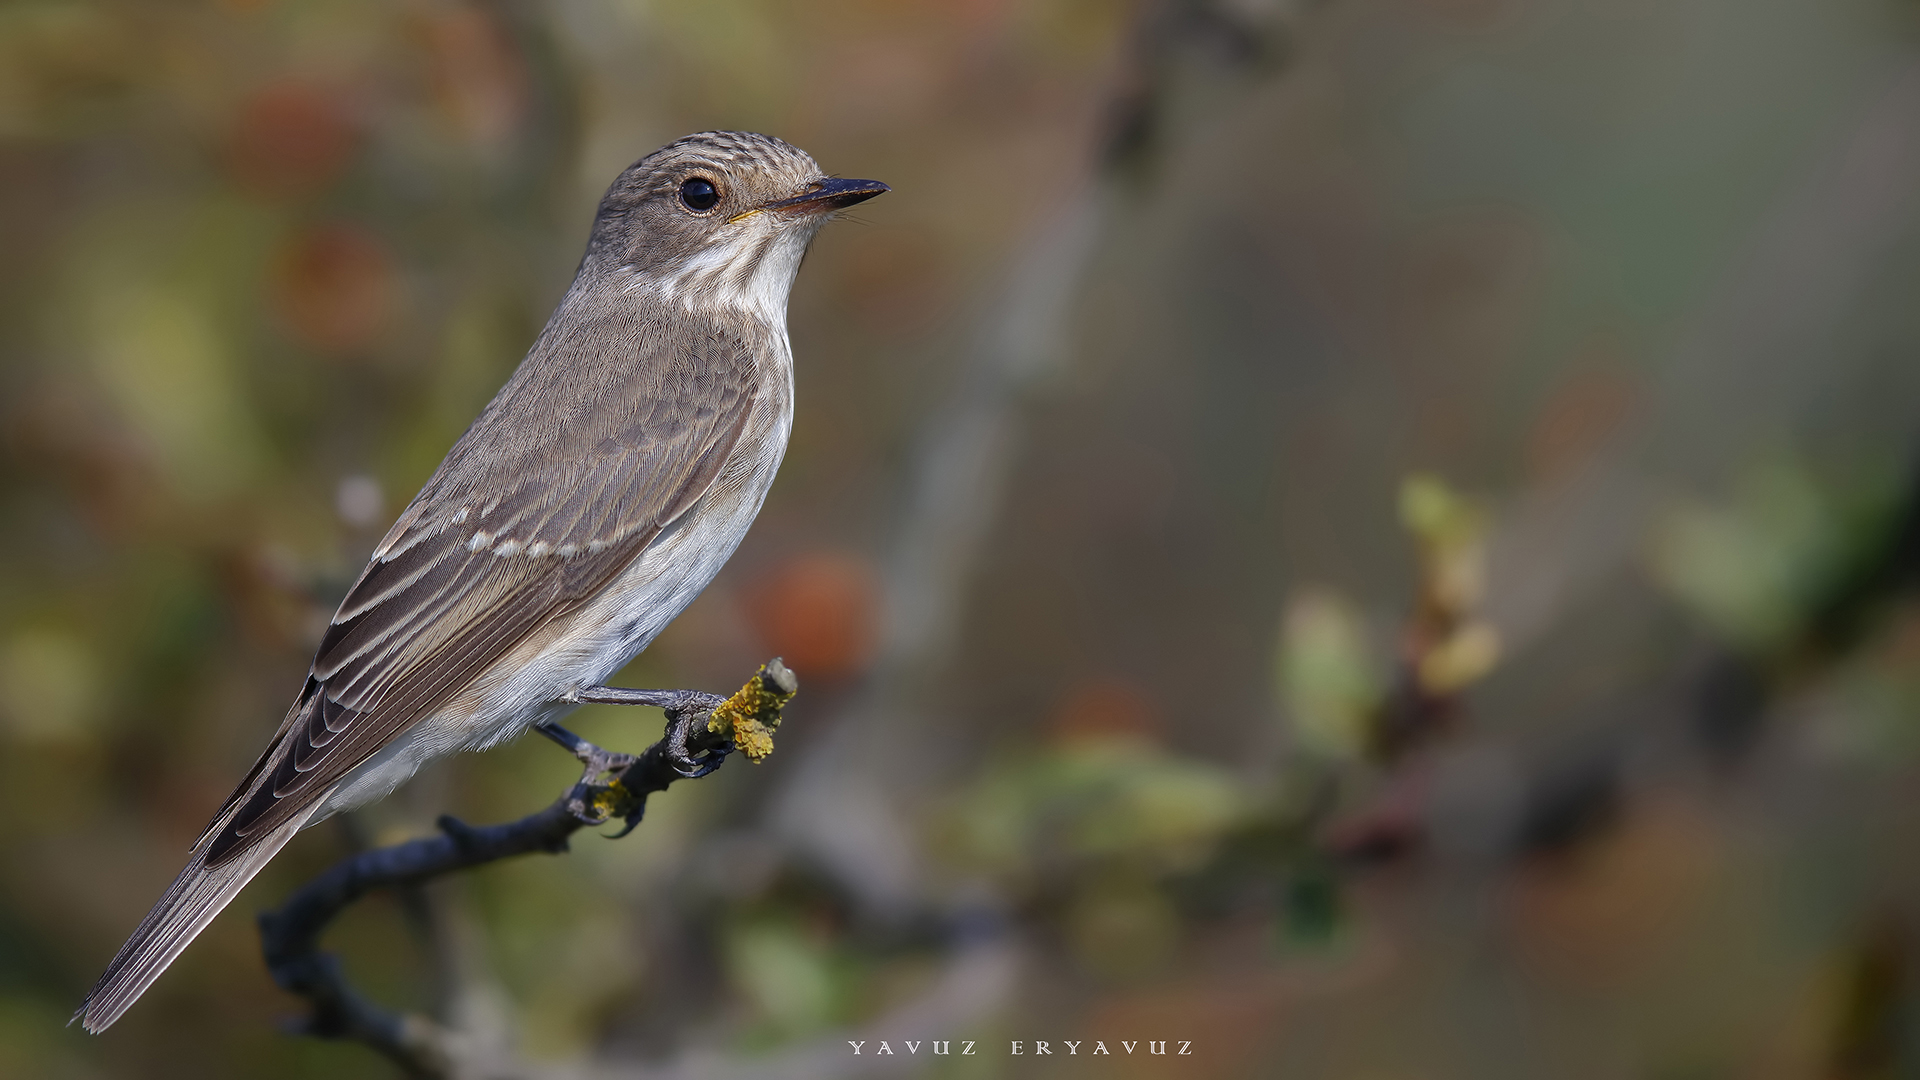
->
[[587, 132, 822, 271]]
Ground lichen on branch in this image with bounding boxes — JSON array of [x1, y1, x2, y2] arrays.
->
[[706, 657, 798, 763]]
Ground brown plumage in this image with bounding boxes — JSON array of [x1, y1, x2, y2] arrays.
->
[[79, 131, 886, 1032]]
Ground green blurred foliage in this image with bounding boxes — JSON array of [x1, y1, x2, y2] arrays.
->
[[939, 734, 1254, 984], [947, 739, 1248, 879], [1276, 589, 1379, 763], [1652, 459, 1898, 652]]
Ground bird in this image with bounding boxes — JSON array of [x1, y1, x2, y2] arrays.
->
[[77, 130, 887, 1032]]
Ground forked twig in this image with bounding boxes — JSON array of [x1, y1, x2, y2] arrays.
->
[[256, 661, 797, 1079]]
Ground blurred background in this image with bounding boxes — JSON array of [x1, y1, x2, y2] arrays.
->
[[6, 0, 1920, 1076]]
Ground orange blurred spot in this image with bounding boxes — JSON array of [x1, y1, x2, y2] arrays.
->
[[1526, 365, 1639, 483], [745, 553, 881, 681], [226, 82, 359, 199], [1049, 678, 1159, 744], [271, 224, 395, 354], [419, 6, 528, 149]]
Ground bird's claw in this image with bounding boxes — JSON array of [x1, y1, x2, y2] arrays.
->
[[574, 743, 638, 784], [663, 692, 731, 778], [535, 722, 641, 826], [535, 683, 750, 829], [563, 772, 639, 828]]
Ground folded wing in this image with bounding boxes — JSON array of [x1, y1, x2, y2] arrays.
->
[[81, 314, 767, 1031]]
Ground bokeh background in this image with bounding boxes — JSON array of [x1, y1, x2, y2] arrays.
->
[[6, 0, 1920, 1076]]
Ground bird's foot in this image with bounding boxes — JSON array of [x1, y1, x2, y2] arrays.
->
[[535, 721, 640, 827], [661, 692, 730, 778], [572, 660, 796, 769], [539, 661, 798, 834], [572, 684, 731, 776]]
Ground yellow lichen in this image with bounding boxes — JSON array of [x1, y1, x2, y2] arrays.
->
[[707, 659, 798, 763], [576, 777, 638, 825]]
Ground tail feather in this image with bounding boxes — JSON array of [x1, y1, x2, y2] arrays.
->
[[76, 808, 313, 1033]]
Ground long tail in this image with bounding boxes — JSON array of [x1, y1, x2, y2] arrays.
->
[[75, 807, 314, 1032]]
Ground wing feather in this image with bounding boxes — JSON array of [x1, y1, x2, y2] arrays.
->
[[201, 318, 767, 865]]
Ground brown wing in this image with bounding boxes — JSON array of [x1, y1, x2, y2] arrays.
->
[[200, 315, 767, 865]]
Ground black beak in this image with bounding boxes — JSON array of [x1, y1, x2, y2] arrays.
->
[[764, 177, 890, 213]]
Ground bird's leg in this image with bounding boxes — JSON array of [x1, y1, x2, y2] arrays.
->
[[532, 661, 796, 833], [572, 686, 734, 778], [532, 719, 596, 758], [658, 691, 731, 779], [533, 691, 730, 833], [573, 686, 688, 708], [534, 720, 639, 827]]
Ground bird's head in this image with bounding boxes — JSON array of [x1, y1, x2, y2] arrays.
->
[[586, 131, 887, 321]]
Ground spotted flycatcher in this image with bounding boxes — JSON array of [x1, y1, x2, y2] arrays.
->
[[79, 131, 886, 1031]]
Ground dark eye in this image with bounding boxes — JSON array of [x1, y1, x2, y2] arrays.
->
[[679, 177, 719, 212]]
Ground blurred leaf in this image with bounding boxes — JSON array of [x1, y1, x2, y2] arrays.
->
[[1650, 461, 1857, 651], [1401, 471, 1490, 614], [946, 738, 1250, 882], [1276, 588, 1381, 761], [1418, 619, 1501, 694]]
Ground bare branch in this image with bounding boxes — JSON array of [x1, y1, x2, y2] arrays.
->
[[257, 661, 797, 1079]]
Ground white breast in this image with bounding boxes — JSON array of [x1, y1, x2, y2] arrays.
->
[[548, 351, 795, 690]]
